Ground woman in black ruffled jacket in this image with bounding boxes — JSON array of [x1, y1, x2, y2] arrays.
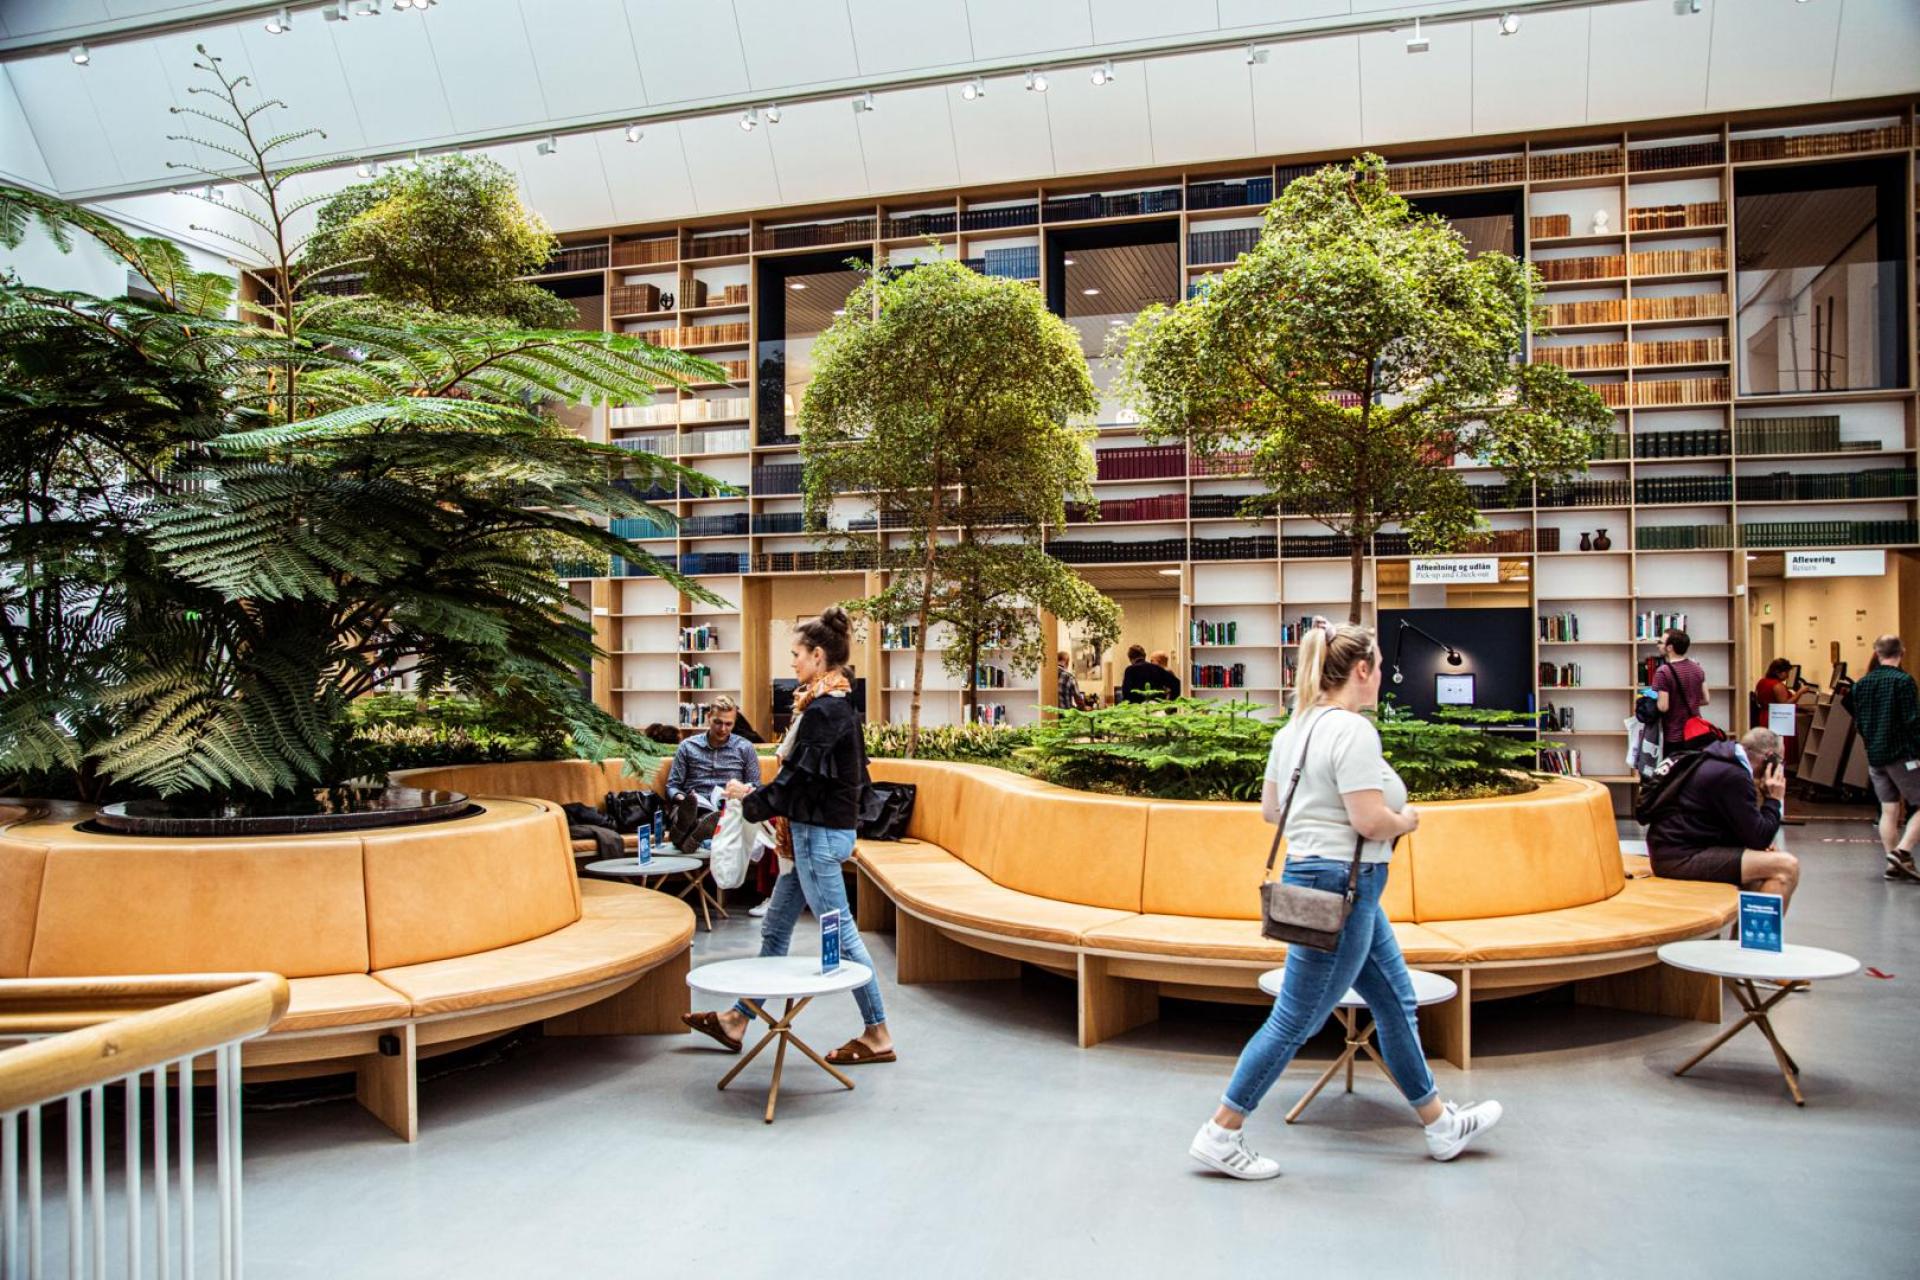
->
[[682, 607, 896, 1065]]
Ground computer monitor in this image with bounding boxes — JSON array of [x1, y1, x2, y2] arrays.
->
[[1435, 673, 1476, 706]]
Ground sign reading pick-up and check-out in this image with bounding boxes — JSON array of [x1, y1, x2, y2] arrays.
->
[[1409, 557, 1501, 585]]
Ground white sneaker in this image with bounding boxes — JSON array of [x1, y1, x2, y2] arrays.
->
[[1188, 1121, 1280, 1181], [748, 901, 770, 918], [1424, 1100, 1503, 1162]]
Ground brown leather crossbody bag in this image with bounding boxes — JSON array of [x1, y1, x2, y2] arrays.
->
[[1259, 709, 1366, 953]]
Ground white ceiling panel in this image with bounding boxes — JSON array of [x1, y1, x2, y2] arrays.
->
[[1044, 65, 1153, 175], [148, 23, 265, 187], [1145, 48, 1254, 164], [3, 2, 114, 40], [733, 0, 860, 90], [764, 97, 869, 206], [237, 20, 364, 160], [963, 0, 1096, 60], [1218, 0, 1353, 28], [847, 0, 974, 76], [9, 54, 122, 190], [946, 74, 1055, 185], [856, 84, 959, 195], [1251, 34, 1361, 155], [77, 37, 179, 184], [426, 0, 549, 134], [521, 0, 648, 122], [622, 0, 747, 105], [512, 134, 616, 229], [1356, 22, 1470, 146], [0, 68, 54, 187], [1089, 0, 1222, 45], [1831, 0, 1920, 99], [326, 11, 455, 150], [678, 110, 781, 213], [1469, 6, 1588, 136], [596, 122, 698, 224], [1586, 0, 1710, 124], [1706, 0, 1841, 112]]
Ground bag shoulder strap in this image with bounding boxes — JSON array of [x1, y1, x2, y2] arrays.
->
[[1263, 707, 1371, 899]]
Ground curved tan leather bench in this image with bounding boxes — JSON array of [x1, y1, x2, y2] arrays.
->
[[850, 761, 1738, 1065], [0, 796, 694, 1141]]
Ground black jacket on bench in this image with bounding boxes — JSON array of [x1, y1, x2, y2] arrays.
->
[[1647, 741, 1782, 855], [742, 694, 869, 831]]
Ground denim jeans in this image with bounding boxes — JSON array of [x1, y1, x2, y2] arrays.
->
[[734, 822, 887, 1027], [1221, 859, 1438, 1116]]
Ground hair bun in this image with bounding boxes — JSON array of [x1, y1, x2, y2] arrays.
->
[[819, 605, 852, 636]]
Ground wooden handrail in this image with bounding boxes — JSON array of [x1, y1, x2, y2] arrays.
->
[[0, 973, 289, 1114]]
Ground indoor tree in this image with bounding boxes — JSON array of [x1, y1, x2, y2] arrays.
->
[[0, 47, 726, 801], [799, 257, 1117, 753], [1116, 155, 1613, 621], [299, 152, 578, 329]]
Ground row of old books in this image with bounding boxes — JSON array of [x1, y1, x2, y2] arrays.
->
[[1067, 494, 1186, 522], [686, 232, 751, 259], [1189, 176, 1273, 209], [888, 210, 956, 237], [1740, 520, 1919, 548], [612, 237, 678, 267], [1384, 155, 1525, 193], [1736, 470, 1917, 501], [1636, 523, 1735, 550], [1631, 246, 1726, 277], [1192, 493, 1277, 519], [1189, 227, 1260, 265], [1095, 445, 1187, 481], [680, 513, 750, 538], [757, 218, 876, 251], [1532, 147, 1624, 181], [1730, 123, 1909, 163], [1627, 201, 1724, 231], [1043, 188, 1182, 222], [960, 203, 1039, 231], [682, 429, 751, 455], [652, 322, 750, 349], [1540, 662, 1583, 687], [1732, 415, 1842, 455], [1540, 612, 1581, 642], [1192, 663, 1251, 689], [1637, 475, 1733, 504], [1541, 478, 1633, 506]]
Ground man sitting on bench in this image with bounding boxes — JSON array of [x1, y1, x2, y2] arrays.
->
[[665, 697, 762, 855], [1644, 726, 1800, 910]]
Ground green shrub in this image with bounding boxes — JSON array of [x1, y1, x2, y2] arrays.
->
[[341, 694, 670, 782], [863, 721, 1037, 766]]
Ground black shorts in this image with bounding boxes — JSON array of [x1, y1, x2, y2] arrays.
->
[[1649, 846, 1745, 885]]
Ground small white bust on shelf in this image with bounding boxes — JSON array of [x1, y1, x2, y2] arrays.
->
[[1591, 209, 1612, 236]]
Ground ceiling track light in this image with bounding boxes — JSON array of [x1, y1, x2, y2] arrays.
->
[[764, 102, 782, 124], [960, 76, 985, 101], [70, 43, 90, 64], [535, 135, 558, 156], [1090, 59, 1116, 86], [1498, 12, 1519, 35], [1245, 44, 1269, 65], [350, 1, 380, 17], [356, 160, 378, 177], [740, 106, 759, 132], [852, 90, 875, 114], [322, 1, 347, 19], [623, 123, 643, 143], [265, 7, 292, 33], [1024, 70, 1048, 93], [1683, 0, 1701, 12], [1406, 18, 1430, 53]]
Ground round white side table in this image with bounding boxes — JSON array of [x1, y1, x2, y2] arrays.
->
[[1255, 967, 1460, 1124], [584, 854, 701, 881], [687, 955, 874, 1123], [1657, 939, 1859, 1106]]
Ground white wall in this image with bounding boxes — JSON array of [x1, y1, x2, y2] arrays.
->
[[2, 188, 239, 300]]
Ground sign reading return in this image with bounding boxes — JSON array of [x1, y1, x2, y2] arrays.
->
[[1785, 549, 1885, 578], [1409, 557, 1500, 585]]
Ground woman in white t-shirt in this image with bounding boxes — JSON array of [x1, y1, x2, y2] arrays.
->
[[1188, 621, 1504, 1180]]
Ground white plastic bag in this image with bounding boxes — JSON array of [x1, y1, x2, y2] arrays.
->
[[708, 801, 765, 891]]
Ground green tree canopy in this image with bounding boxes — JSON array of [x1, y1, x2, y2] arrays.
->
[[302, 153, 576, 329], [799, 258, 1117, 750], [1117, 155, 1613, 619]]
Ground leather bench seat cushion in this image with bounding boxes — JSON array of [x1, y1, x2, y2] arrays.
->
[[1405, 777, 1621, 923], [857, 839, 1130, 945], [361, 799, 580, 970], [1082, 914, 1466, 966], [1139, 801, 1416, 921], [1420, 885, 1735, 963], [393, 759, 621, 808], [989, 784, 1145, 912], [374, 883, 694, 1017], [1608, 873, 1742, 917], [276, 974, 412, 1033]]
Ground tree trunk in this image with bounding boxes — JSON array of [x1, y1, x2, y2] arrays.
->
[[1347, 526, 1366, 625], [963, 626, 980, 721], [908, 490, 942, 758]]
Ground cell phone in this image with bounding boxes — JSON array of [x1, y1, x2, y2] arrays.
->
[[1763, 753, 1783, 775]]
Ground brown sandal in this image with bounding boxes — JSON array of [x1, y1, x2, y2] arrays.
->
[[826, 1038, 896, 1066], [682, 1011, 742, 1053]]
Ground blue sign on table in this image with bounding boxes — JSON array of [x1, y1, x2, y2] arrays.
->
[[652, 810, 665, 845], [636, 830, 652, 865], [819, 909, 841, 975], [1738, 891, 1782, 952]]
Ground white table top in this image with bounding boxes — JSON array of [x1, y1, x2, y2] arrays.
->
[[1258, 966, 1458, 1007], [585, 855, 702, 877], [687, 955, 874, 1000], [1658, 939, 1860, 983]]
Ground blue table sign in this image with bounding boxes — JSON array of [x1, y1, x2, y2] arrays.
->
[[1738, 891, 1782, 952], [820, 908, 842, 975], [651, 810, 665, 845], [636, 830, 652, 865]]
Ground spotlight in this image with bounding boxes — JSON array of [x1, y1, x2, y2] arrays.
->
[[322, 1, 349, 20], [789, 282, 808, 291], [1062, 257, 1075, 266], [1025, 70, 1048, 93], [764, 102, 782, 124], [1498, 12, 1519, 35], [70, 44, 90, 65], [1245, 44, 1269, 65], [350, 1, 380, 16], [356, 161, 378, 177], [1405, 19, 1429, 53], [535, 135, 558, 156], [740, 106, 759, 132], [265, 7, 292, 33], [852, 91, 875, 114], [1081, 287, 1100, 296], [624, 123, 643, 143], [961, 77, 985, 101], [1090, 60, 1115, 86]]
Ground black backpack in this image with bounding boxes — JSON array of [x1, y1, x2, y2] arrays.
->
[[1632, 750, 1713, 827], [1634, 658, 1669, 726], [603, 788, 662, 835]]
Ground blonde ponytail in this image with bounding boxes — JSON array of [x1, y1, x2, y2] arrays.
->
[[1291, 627, 1328, 715], [1290, 620, 1379, 714]]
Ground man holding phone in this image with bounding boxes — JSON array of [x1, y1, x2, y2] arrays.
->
[[1643, 726, 1801, 910]]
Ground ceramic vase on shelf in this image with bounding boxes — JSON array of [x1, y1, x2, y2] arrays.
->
[[1593, 528, 1612, 551], [1579, 531, 1593, 552]]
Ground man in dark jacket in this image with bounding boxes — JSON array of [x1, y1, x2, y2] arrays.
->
[[1843, 634, 1920, 882], [1119, 644, 1180, 704], [1646, 727, 1800, 909]]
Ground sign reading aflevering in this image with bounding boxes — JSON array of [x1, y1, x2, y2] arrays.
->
[[1784, 550, 1885, 578], [1409, 557, 1500, 585]]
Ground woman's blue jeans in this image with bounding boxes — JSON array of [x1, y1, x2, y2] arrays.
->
[[1222, 859, 1438, 1116], [734, 822, 887, 1028]]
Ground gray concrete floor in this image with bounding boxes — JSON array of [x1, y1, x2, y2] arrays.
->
[[240, 815, 1920, 1280]]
